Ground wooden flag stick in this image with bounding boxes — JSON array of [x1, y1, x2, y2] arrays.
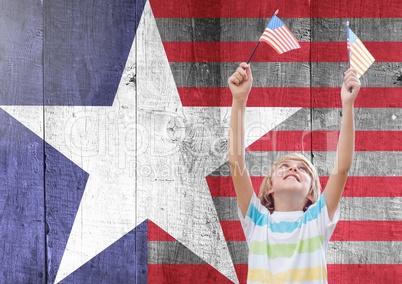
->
[[246, 41, 261, 64], [347, 21, 351, 69], [246, 9, 279, 64], [346, 21, 353, 93]]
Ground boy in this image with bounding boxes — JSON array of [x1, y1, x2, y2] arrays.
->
[[228, 62, 360, 283]]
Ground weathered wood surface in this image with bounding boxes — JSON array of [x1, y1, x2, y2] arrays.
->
[[0, 0, 401, 283]]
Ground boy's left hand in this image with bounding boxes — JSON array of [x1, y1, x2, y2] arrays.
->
[[341, 69, 361, 106]]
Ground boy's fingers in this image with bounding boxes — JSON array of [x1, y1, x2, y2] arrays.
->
[[228, 76, 240, 86], [236, 67, 248, 80]]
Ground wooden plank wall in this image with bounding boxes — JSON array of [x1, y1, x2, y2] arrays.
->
[[0, 0, 401, 283]]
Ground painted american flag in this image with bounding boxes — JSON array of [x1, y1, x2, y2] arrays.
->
[[259, 11, 301, 54], [150, 0, 402, 283], [1, 0, 402, 283], [347, 24, 375, 78]]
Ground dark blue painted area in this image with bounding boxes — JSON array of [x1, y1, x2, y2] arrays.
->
[[0, 0, 43, 105], [45, 141, 88, 282], [60, 220, 148, 284], [0, 109, 45, 283], [43, 0, 147, 106]]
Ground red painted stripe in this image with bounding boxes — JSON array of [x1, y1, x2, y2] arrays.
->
[[247, 130, 402, 151], [163, 42, 309, 62], [206, 176, 402, 197], [327, 264, 402, 284], [163, 42, 309, 63], [149, 0, 402, 18], [164, 42, 402, 63], [178, 87, 401, 108], [148, 220, 176, 241], [220, 220, 402, 241], [312, 0, 402, 18], [148, 264, 233, 283], [234, 264, 402, 284], [149, 0, 310, 18]]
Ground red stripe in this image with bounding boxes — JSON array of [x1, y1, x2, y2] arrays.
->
[[148, 264, 233, 284], [163, 42, 401, 63], [149, 0, 310, 18], [177, 87, 402, 108], [220, 220, 402, 241], [206, 176, 402, 197], [148, 220, 176, 241], [247, 130, 402, 151], [234, 264, 402, 284], [149, 0, 401, 18], [327, 264, 402, 284]]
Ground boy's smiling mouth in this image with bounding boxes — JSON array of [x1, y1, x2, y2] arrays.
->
[[284, 174, 300, 182]]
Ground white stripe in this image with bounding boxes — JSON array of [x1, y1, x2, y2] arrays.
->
[[273, 29, 294, 51], [214, 197, 402, 221], [264, 32, 286, 53], [260, 33, 283, 53], [351, 45, 373, 67], [268, 30, 288, 53], [352, 44, 374, 68], [356, 39, 375, 62], [278, 26, 298, 49], [327, 241, 402, 264]]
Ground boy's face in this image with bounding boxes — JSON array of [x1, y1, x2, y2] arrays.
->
[[270, 159, 313, 200]]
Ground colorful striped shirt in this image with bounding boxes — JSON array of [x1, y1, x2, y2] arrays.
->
[[238, 192, 340, 284]]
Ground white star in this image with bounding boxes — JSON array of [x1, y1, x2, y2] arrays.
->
[[1, 1, 300, 283]]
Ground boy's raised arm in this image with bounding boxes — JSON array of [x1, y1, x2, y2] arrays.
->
[[228, 63, 254, 217], [324, 69, 361, 220]]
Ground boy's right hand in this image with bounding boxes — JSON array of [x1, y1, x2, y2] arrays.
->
[[228, 62, 253, 102]]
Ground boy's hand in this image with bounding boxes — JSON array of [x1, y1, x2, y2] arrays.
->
[[341, 69, 361, 106], [228, 62, 253, 102]]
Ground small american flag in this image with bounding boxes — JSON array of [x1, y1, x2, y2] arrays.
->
[[259, 11, 301, 54], [347, 24, 375, 77]]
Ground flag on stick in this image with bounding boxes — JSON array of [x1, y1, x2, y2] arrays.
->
[[259, 10, 301, 54], [346, 22, 375, 78], [246, 10, 300, 63]]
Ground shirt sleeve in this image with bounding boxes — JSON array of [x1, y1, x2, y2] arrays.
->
[[237, 192, 270, 243], [307, 193, 340, 241]]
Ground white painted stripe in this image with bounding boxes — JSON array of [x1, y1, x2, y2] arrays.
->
[[212, 151, 402, 177], [327, 241, 402, 264], [225, 241, 402, 264], [213, 197, 402, 221]]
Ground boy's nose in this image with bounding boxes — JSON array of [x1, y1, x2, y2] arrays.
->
[[288, 166, 297, 171]]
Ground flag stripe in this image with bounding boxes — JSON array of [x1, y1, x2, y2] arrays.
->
[[148, 242, 206, 264], [206, 176, 402, 198], [148, 221, 176, 241], [211, 151, 402, 176], [231, 264, 402, 284], [177, 87, 402, 107], [148, 264, 233, 283], [149, 0, 402, 18], [220, 220, 402, 241], [246, 130, 402, 151], [213, 197, 402, 221], [163, 42, 401, 62], [217, 151, 402, 176], [149, 241, 402, 264], [170, 62, 400, 87], [156, 18, 402, 42]]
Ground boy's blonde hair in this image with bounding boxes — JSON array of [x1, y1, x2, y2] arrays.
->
[[258, 153, 321, 213]]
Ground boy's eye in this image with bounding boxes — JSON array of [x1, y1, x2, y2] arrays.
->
[[298, 166, 308, 172], [279, 163, 289, 169]]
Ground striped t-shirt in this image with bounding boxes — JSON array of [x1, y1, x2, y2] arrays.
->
[[238, 192, 340, 284]]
